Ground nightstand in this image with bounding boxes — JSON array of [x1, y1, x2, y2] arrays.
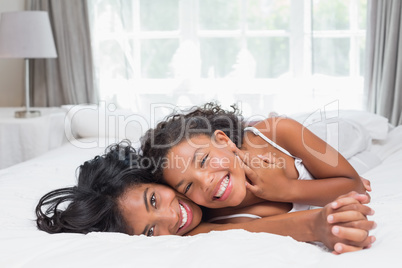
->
[[0, 107, 67, 169]]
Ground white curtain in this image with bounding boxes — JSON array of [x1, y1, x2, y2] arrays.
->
[[30, 0, 97, 106], [364, 0, 402, 126]]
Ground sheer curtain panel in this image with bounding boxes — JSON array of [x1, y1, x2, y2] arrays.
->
[[364, 0, 402, 125], [29, 0, 97, 106]]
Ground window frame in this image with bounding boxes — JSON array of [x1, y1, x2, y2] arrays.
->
[[90, 0, 366, 112]]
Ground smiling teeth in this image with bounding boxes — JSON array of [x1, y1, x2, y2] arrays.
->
[[215, 176, 229, 198], [179, 204, 188, 229]]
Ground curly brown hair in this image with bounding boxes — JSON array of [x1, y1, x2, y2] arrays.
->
[[140, 102, 245, 182]]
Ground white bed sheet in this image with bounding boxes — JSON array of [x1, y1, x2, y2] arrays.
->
[[1, 128, 402, 268]]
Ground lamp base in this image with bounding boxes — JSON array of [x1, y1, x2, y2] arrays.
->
[[15, 110, 41, 118]]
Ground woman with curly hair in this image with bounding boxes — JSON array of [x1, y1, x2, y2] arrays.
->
[[141, 102, 368, 211], [36, 141, 375, 254]]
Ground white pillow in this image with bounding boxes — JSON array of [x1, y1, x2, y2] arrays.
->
[[289, 111, 372, 159], [348, 150, 382, 175], [370, 125, 402, 161], [61, 104, 147, 144], [337, 110, 389, 140], [62, 104, 97, 139], [290, 109, 389, 141]]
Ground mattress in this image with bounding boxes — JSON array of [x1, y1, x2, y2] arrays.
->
[[0, 113, 401, 267]]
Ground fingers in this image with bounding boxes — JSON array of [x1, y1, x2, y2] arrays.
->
[[360, 176, 372, 192], [245, 181, 261, 195], [336, 191, 368, 201], [332, 237, 374, 254], [257, 154, 276, 164], [365, 192, 371, 203], [331, 226, 375, 253], [327, 211, 367, 224], [331, 197, 359, 209], [353, 194, 370, 204], [331, 194, 370, 209], [332, 243, 363, 254], [338, 220, 377, 232], [334, 191, 361, 200], [324, 191, 377, 254], [240, 158, 262, 190], [234, 147, 250, 165], [333, 235, 375, 253], [331, 225, 372, 244], [241, 159, 255, 179], [329, 204, 374, 219]]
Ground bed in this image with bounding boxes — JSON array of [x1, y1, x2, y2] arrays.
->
[[0, 106, 401, 267]]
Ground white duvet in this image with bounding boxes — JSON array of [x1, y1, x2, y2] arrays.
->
[[1, 115, 401, 267]]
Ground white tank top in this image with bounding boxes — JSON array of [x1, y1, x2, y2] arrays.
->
[[244, 126, 314, 212], [208, 213, 261, 223]]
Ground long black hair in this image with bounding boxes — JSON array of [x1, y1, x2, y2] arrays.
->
[[140, 102, 245, 182], [36, 141, 152, 234]]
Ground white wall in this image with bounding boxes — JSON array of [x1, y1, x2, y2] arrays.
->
[[0, 0, 26, 107]]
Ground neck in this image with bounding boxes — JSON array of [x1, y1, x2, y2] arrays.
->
[[201, 186, 265, 221], [238, 187, 265, 208]]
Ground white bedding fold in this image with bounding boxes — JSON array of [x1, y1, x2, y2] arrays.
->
[[0, 132, 401, 267]]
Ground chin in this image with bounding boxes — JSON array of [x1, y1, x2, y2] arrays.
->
[[236, 190, 248, 205], [228, 187, 247, 207]]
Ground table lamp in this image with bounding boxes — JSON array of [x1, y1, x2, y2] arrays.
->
[[0, 11, 57, 118]]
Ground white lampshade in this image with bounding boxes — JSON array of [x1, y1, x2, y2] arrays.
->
[[0, 11, 57, 58]]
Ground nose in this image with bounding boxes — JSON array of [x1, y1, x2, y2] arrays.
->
[[195, 171, 214, 193], [157, 205, 178, 235], [157, 188, 180, 234]]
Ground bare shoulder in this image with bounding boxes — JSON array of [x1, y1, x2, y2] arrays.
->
[[252, 117, 302, 143]]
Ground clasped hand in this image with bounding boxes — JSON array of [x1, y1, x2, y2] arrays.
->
[[234, 147, 376, 254], [317, 192, 376, 254]]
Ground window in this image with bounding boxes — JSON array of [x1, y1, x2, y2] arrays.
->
[[88, 0, 367, 117]]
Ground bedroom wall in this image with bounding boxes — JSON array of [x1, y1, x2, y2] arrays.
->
[[0, 0, 26, 107]]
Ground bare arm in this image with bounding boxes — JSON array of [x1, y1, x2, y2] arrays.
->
[[189, 207, 317, 240], [250, 118, 366, 206], [186, 192, 376, 254]]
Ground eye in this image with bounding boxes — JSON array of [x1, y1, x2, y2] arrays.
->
[[184, 183, 192, 195], [147, 226, 155, 237], [200, 154, 209, 167], [150, 193, 156, 208]]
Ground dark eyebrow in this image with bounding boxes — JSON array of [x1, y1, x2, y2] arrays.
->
[[143, 187, 149, 212]]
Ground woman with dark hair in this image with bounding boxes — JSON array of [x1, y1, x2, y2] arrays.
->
[[36, 141, 284, 235], [36, 142, 150, 234], [36, 141, 375, 254], [140, 102, 368, 211]]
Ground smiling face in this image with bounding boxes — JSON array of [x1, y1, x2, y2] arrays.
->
[[118, 183, 202, 236], [162, 131, 248, 209]]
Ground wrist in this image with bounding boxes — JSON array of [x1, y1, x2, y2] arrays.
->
[[288, 209, 320, 242], [309, 209, 322, 242], [284, 179, 298, 203]]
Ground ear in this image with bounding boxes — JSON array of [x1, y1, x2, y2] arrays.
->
[[213, 130, 237, 151]]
